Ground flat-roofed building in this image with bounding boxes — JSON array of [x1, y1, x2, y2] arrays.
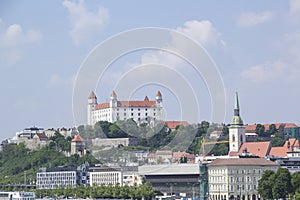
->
[[207, 157, 279, 200], [37, 166, 77, 189], [139, 164, 202, 198]]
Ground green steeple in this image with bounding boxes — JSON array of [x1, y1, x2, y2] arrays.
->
[[231, 92, 243, 125]]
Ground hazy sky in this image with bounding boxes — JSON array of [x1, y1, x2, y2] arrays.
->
[[1, 1, 300, 141]]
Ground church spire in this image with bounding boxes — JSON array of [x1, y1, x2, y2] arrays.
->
[[234, 92, 240, 116], [231, 92, 243, 125]]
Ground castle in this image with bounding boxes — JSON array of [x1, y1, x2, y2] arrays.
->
[[87, 90, 164, 125]]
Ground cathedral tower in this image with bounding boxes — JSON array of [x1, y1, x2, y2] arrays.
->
[[229, 92, 246, 153]]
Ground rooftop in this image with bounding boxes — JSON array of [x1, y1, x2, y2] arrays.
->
[[208, 157, 279, 167]]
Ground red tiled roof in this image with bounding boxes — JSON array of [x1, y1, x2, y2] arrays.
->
[[269, 147, 287, 158], [118, 100, 156, 107], [234, 141, 271, 157], [294, 140, 300, 147], [88, 91, 97, 99], [72, 135, 84, 142], [111, 90, 117, 97], [95, 102, 110, 109], [284, 123, 298, 128], [36, 133, 48, 139], [187, 154, 195, 159], [208, 158, 279, 166], [94, 100, 157, 110], [156, 91, 162, 97], [246, 123, 298, 132], [147, 153, 156, 158], [172, 151, 188, 159], [165, 121, 189, 129], [268, 138, 299, 157]]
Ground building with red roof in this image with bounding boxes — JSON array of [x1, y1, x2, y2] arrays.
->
[[71, 134, 85, 156], [165, 121, 189, 130], [87, 90, 163, 125]]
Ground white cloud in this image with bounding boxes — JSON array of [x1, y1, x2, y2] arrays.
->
[[176, 20, 225, 47], [237, 11, 272, 27], [290, 0, 300, 16], [241, 62, 285, 83], [63, 0, 109, 45], [0, 20, 43, 64], [137, 20, 224, 67]]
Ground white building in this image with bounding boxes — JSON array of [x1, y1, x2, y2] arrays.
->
[[89, 165, 123, 186], [207, 157, 279, 200], [0, 191, 35, 200], [36, 166, 77, 189], [87, 90, 163, 125]]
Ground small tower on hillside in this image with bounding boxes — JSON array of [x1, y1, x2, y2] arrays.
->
[[229, 92, 246, 153], [87, 91, 97, 125], [110, 90, 118, 108], [71, 134, 85, 156], [155, 91, 162, 107]]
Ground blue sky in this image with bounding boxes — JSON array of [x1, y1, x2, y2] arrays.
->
[[1, 0, 300, 140]]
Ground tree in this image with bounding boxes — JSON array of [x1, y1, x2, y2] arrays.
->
[[255, 124, 265, 136], [271, 137, 285, 147], [258, 170, 275, 200], [268, 124, 277, 135], [272, 168, 293, 199], [292, 172, 300, 194]]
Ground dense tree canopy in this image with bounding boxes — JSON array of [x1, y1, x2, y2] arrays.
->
[[0, 133, 98, 185], [259, 168, 296, 200]]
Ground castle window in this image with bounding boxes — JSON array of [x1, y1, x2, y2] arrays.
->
[[124, 109, 126, 111], [154, 113, 156, 116], [124, 113, 126, 116], [138, 113, 140, 116], [131, 108, 133, 111], [145, 113, 148, 116], [131, 113, 133, 116], [138, 108, 140, 111], [145, 108, 147, 111]]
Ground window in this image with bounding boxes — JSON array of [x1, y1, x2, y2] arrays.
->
[[131, 113, 133, 116], [131, 108, 133, 111], [145, 108, 147, 111], [124, 113, 126, 116], [138, 108, 140, 111], [145, 113, 148, 116], [154, 113, 156, 116], [138, 113, 140, 116]]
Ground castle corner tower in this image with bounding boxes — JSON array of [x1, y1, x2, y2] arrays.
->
[[87, 91, 97, 126]]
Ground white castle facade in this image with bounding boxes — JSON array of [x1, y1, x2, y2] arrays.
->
[[87, 90, 163, 125]]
